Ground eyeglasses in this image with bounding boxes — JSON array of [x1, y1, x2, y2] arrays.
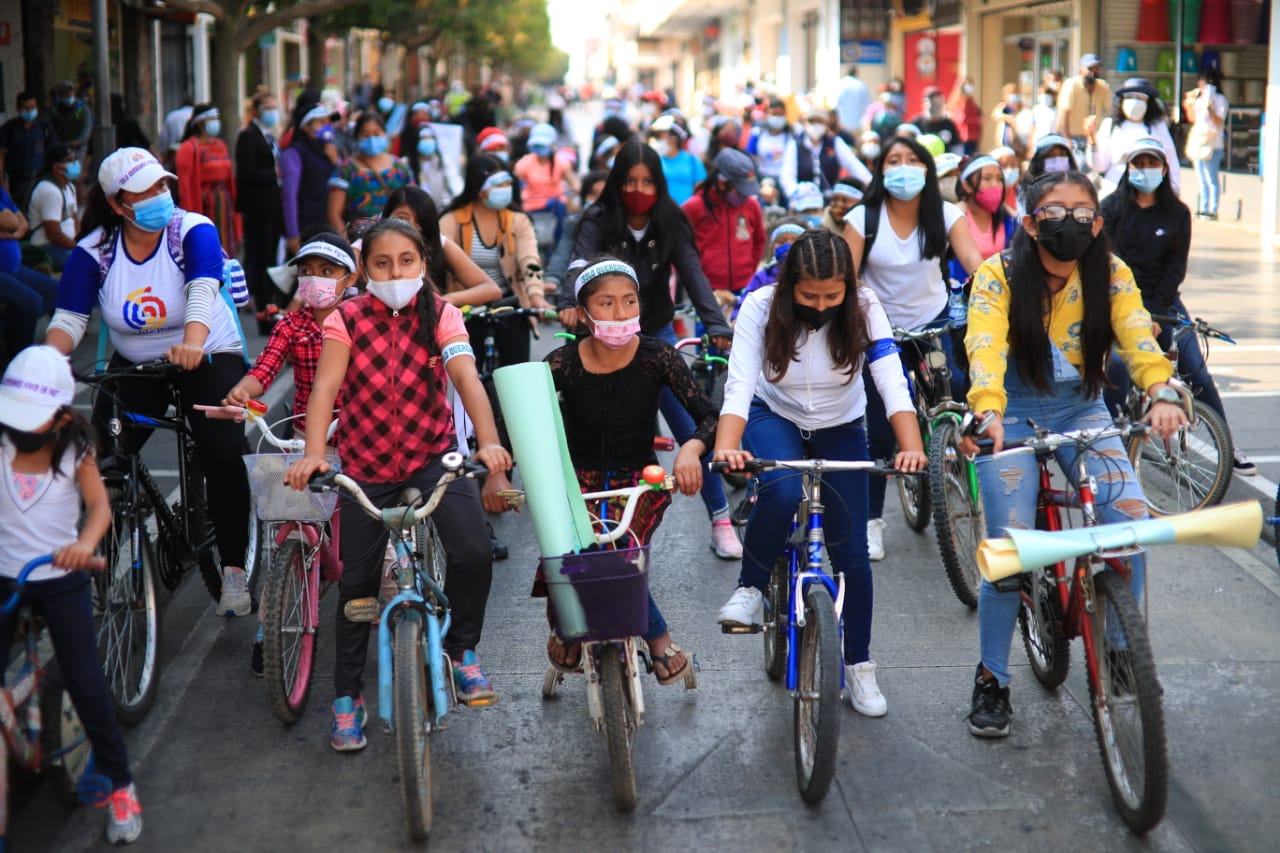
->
[[1032, 205, 1097, 224]]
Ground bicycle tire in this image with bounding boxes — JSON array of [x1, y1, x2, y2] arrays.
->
[[793, 584, 840, 804], [261, 538, 319, 724], [599, 649, 638, 811], [394, 615, 433, 841], [897, 409, 931, 532], [1087, 569, 1168, 833], [39, 662, 93, 806], [95, 487, 161, 725], [1018, 566, 1070, 689], [928, 420, 986, 608], [1128, 399, 1233, 516], [185, 464, 223, 602], [763, 558, 789, 681], [1273, 482, 1279, 569], [414, 518, 447, 591]]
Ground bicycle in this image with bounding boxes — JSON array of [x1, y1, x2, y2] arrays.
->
[[77, 359, 222, 724], [713, 457, 918, 804], [978, 419, 1168, 832], [672, 336, 743, 490], [307, 453, 485, 842], [1122, 312, 1235, 515], [892, 322, 988, 607], [0, 556, 105, 847]]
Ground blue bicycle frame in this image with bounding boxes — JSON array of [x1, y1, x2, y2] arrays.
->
[[779, 478, 847, 693], [376, 532, 452, 729]]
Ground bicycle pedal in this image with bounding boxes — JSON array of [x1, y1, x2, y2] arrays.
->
[[457, 695, 498, 708], [720, 623, 762, 635], [342, 598, 380, 623]]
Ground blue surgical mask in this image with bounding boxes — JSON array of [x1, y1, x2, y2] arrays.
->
[[773, 242, 794, 264], [63, 161, 81, 181], [883, 164, 927, 201], [18, 109, 36, 123], [377, 97, 395, 113], [357, 134, 389, 156], [417, 138, 437, 157], [484, 186, 513, 210], [1128, 166, 1165, 193], [530, 144, 552, 158], [317, 123, 335, 142], [259, 109, 280, 129], [205, 119, 222, 137], [493, 150, 510, 164], [1044, 155, 1071, 173], [126, 190, 175, 232]]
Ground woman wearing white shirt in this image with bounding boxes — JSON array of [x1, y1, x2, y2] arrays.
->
[[1085, 78, 1180, 197], [1183, 67, 1229, 219], [842, 135, 983, 560], [713, 229, 926, 716]]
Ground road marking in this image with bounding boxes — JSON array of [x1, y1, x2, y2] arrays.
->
[[1220, 390, 1280, 398], [1242, 455, 1280, 464], [1217, 546, 1280, 599]]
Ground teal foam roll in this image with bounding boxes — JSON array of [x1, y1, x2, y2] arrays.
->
[[493, 361, 594, 637]]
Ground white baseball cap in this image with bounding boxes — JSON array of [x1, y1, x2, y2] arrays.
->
[[0, 345, 76, 432], [98, 147, 175, 196]]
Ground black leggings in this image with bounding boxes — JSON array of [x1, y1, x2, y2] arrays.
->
[[92, 352, 250, 569], [334, 456, 493, 699]]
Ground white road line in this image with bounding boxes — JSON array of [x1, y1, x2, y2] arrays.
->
[[1242, 455, 1280, 464], [1217, 546, 1280, 599], [1220, 390, 1280, 398]]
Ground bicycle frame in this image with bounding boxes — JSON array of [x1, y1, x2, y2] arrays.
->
[[782, 472, 847, 693], [377, 532, 452, 729]]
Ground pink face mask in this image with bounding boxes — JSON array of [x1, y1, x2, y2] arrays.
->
[[589, 315, 641, 348], [974, 186, 1005, 213], [296, 275, 342, 309]]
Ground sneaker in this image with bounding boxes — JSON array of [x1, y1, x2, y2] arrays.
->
[[330, 695, 368, 751], [968, 664, 1011, 738], [218, 567, 252, 617], [716, 585, 764, 627], [488, 523, 509, 561], [867, 518, 886, 561], [845, 660, 888, 717], [452, 650, 498, 704], [710, 519, 743, 560], [103, 782, 143, 844], [1233, 449, 1257, 477]]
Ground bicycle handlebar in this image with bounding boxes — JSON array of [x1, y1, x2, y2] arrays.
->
[[890, 322, 951, 342], [3, 555, 106, 615], [498, 465, 674, 546], [76, 358, 183, 384], [1149, 313, 1236, 345], [979, 420, 1149, 459], [462, 303, 560, 323], [194, 404, 338, 452], [711, 458, 920, 478], [673, 336, 729, 366], [307, 451, 487, 528]]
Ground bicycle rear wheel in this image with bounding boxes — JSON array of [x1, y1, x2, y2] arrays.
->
[[95, 487, 161, 725], [794, 584, 840, 804], [599, 649, 638, 810], [1128, 399, 1232, 515], [39, 662, 94, 805], [897, 408, 931, 532], [394, 615, 433, 841], [261, 538, 319, 723], [929, 420, 986, 608], [1088, 569, 1168, 833], [1018, 566, 1070, 689], [763, 558, 789, 681]]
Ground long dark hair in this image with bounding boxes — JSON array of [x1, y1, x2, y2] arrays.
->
[[860, 136, 947, 261], [1006, 171, 1114, 398], [359, 218, 442, 365], [956, 157, 1009, 239], [382, 185, 447, 294], [763, 229, 868, 382], [27, 406, 97, 480], [1107, 156, 1182, 218], [1110, 89, 1167, 130], [445, 153, 523, 214], [586, 140, 692, 254], [1025, 143, 1077, 182], [77, 184, 122, 246], [181, 102, 217, 141]]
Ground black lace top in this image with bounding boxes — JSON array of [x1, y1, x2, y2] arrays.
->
[[546, 337, 718, 472]]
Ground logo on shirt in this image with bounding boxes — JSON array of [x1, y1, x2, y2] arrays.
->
[[122, 286, 168, 331]]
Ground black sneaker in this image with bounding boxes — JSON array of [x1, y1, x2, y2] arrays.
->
[[968, 664, 1011, 738], [488, 523, 509, 561], [250, 640, 264, 678], [730, 494, 754, 528]]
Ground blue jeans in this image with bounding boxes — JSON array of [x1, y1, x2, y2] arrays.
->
[[975, 357, 1149, 687], [0, 270, 46, 354], [739, 399, 873, 664], [1194, 149, 1224, 215], [651, 324, 729, 518]]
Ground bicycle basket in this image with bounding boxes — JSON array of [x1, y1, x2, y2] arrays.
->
[[243, 453, 339, 522], [543, 546, 650, 643]]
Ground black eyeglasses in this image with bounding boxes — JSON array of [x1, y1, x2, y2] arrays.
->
[[1032, 204, 1098, 224]]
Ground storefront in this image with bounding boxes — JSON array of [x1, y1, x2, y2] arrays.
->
[[891, 0, 964, 116]]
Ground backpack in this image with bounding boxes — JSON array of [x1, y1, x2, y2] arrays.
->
[[858, 200, 950, 287]]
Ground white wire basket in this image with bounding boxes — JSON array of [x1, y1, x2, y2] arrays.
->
[[243, 453, 339, 522]]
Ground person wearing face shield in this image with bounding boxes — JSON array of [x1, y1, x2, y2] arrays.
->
[[175, 103, 238, 258], [1084, 78, 1179, 198], [779, 108, 871, 202]]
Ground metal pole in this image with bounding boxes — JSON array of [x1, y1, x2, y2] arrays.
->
[[91, 0, 116, 158], [1173, 0, 1185, 122]]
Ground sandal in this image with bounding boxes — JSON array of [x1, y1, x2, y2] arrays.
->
[[650, 641, 691, 686], [546, 632, 582, 673]]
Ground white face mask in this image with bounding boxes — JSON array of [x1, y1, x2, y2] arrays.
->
[[366, 276, 423, 311], [806, 122, 827, 142], [1121, 97, 1148, 122]]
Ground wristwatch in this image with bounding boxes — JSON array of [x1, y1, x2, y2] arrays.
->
[[1150, 387, 1181, 405]]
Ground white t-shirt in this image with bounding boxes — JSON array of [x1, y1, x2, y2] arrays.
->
[[28, 180, 77, 247], [753, 131, 790, 179], [848, 201, 964, 330], [722, 284, 913, 430], [1193, 89, 1229, 151], [0, 439, 84, 582], [1091, 118, 1181, 194]]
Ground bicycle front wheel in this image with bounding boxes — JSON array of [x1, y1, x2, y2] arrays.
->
[[763, 558, 789, 681], [599, 649, 638, 810], [1128, 399, 1233, 515], [929, 420, 986, 608], [394, 615, 433, 841], [1088, 569, 1168, 833], [794, 584, 840, 804], [261, 538, 319, 724], [95, 487, 161, 725]]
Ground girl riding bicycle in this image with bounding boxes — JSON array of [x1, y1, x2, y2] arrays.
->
[[957, 170, 1187, 739], [0, 346, 142, 844], [539, 258, 715, 684], [283, 218, 512, 751], [713, 229, 927, 717]]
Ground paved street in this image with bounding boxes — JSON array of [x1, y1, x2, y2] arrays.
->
[[13, 209, 1280, 852]]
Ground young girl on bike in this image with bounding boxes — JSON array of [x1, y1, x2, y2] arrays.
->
[[957, 171, 1187, 738], [381, 185, 502, 309], [540, 258, 716, 683], [0, 345, 143, 844], [283, 218, 512, 751], [713, 229, 927, 717]]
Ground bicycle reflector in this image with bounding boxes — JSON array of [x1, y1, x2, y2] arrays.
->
[[246, 399, 269, 417]]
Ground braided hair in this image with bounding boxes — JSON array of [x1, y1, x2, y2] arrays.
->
[[764, 228, 868, 382]]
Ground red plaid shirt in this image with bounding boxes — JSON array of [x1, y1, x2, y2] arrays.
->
[[247, 309, 332, 433]]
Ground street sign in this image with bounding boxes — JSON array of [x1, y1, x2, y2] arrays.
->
[[841, 40, 886, 65]]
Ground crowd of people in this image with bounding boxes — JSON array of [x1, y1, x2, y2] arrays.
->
[[0, 56, 1255, 843]]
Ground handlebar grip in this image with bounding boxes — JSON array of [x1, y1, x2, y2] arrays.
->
[[308, 469, 339, 492], [710, 459, 770, 473]]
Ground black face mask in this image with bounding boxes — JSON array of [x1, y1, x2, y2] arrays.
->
[[1035, 218, 1096, 262], [794, 302, 842, 330], [4, 426, 58, 453]]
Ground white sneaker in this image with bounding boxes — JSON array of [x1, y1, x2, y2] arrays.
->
[[710, 519, 743, 560], [218, 568, 252, 617], [104, 782, 143, 844], [717, 586, 764, 627], [867, 518, 886, 561], [846, 660, 888, 717]]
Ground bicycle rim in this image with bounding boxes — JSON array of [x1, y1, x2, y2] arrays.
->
[[1018, 566, 1070, 689], [262, 538, 318, 723], [1128, 400, 1232, 515], [793, 584, 840, 804], [394, 616, 433, 841], [929, 420, 985, 608], [1088, 569, 1168, 833], [599, 650, 638, 810]]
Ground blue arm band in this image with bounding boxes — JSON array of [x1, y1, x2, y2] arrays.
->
[[442, 342, 474, 364], [867, 338, 902, 363]]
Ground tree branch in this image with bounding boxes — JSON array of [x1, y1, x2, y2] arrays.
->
[[152, 0, 226, 17], [401, 24, 444, 51], [236, 0, 362, 50]]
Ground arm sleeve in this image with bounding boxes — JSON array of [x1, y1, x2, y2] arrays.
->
[[1147, 207, 1189, 318], [433, 299, 468, 344], [1108, 258, 1174, 390], [184, 278, 219, 330], [322, 310, 352, 345], [749, 202, 766, 272], [658, 343, 719, 449], [963, 257, 1014, 415], [1090, 120, 1113, 174], [834, 137, 872, 185], [247, 320, 292, 388], [280, 149, 302, 239], [720, 289, 768, 419], [861, 288, 914, 417], [55, 246, 102, 314], [672, 233, 733, 338], [182, 222, 225, 283], [1155, 122, 1181, 193]]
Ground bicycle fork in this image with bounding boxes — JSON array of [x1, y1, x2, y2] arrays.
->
[[584, 639, 646, 734], [786, 481, 846, 693]]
